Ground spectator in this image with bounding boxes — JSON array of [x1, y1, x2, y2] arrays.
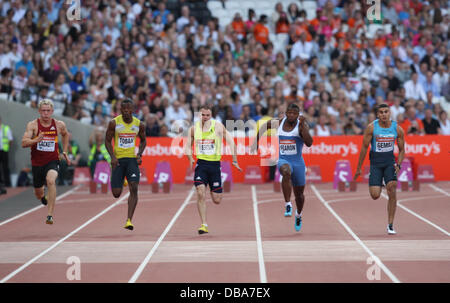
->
[[145, 114, 161, 137], [328, 114, 343, 135], [253, 15, 270, 47], [422, 109, 441, 135], [400, 105, 425, 135], [0, 115, 13, 188], [404, 72, 427, 102], [314, 114, 331, 136], [438, 111, 450, 135]]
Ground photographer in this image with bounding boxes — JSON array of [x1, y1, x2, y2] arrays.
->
[[399, 105, 425, 135], [343, 110, 363, 135]]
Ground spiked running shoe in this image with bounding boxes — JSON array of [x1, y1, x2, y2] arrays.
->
[[295, 216, 302, 232], [284, 204, 292, 217], [46, 215, 53, 224], [41, 196, 48, 206], [387, 224, 396, 235], [198, 224, 209, 234], [124, 219, 134, 230]]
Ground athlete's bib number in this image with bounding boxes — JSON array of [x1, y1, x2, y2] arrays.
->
[[118, 135, 135, 148], [198, 139, 215, 155], [280, 140, 297, 155], [375, 136, 395, 152], [37, 139, 55, 152]]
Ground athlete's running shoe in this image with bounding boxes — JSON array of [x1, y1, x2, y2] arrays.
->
[[387, 224, 396, 235], [295, 216, 302, 232], [124, 219, 134, 230], [284, 204, 292, 217], [41, 196, 48, 206], [198, 224, 209, 234], [46, 215, 53, 224]]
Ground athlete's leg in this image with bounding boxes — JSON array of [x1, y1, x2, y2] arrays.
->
[[127, 181, 139, 220], [111, 160, 125, 198], [369, 186, 382, 200], [45, 169, 58, 216], [279, 163, 292, 203], [196, 184, 207, 225], [385, 180, 397, 225], [34, 186, 45, 200], [293, 185, 305, 214], [210, 191, 222, 204]]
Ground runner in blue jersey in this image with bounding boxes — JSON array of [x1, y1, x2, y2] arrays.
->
[[252, 103, 313, 232], [354, 103, 405, 235]]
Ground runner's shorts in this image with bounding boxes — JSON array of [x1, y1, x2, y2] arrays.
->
[[277, 159, 306, 187], [111, 158, 140, 188], [369, 163, 397, 186], [32, 160, 60, 188], [194, 159, 222, 193]]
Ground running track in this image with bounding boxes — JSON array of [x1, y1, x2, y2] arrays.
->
[[0, 181, 449, 283]]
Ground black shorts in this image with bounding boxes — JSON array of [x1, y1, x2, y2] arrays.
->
[[32, 160, 60, 188], [194, 159, 222, 193], [369, 163, 397, 186], [111, 158, 140, 188]]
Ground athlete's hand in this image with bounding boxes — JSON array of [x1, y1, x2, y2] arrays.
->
[[232, 160, 243, 172], [111, 157, 119, 170], [34, 132, 44, 143], [353, 169, 361, 181], [136, 155, 142, 165], [62, 152, 71, 166], [394, 164, 400, 176], [189, 157, 195, 170]]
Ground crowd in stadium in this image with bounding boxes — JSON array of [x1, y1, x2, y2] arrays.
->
[[0, 0, 449, 138]]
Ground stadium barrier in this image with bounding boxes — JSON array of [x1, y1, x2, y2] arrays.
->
[[139, 135, 450, 184]]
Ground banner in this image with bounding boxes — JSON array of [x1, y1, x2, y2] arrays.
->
[[140, 135, 450, 184]]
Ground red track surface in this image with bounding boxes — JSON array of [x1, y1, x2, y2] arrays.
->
[[0, 182, 448, 283]]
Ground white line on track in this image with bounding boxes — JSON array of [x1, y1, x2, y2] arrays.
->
[[251, 185, 267, 283], [0, 185, 82, 227], [428, 184, 450, 197], [0, 191, 130, 283], [128, 187, 195, 283], [311, 184, 401, 283], [381, 192, 449, 237]]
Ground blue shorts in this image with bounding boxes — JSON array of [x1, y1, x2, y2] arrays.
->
[[194, 159, 222, 193], [369, 163, 397, 186], [277, 159, 306, 187]]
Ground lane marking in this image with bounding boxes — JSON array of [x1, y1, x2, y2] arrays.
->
[[0, 191, 130, 283], [0, 185, 82, 227], [381, 193, 450, 237], [428, 184, 450, 197], [311, 184, 401, 283], [251, 185, 268, 283], [128, 187, 195, 283]]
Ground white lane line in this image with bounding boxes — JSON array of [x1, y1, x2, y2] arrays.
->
[[0, 191, 130, 283], [251, 185, 268, 283], [381, 193, 450, 237], [128, 187, 195, 283], [0, 185, 82, 227], [428, 184, 450, 197], [311, 184, 401, 283]]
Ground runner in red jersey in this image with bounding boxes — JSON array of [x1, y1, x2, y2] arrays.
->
[[22, 99, 70, 224]]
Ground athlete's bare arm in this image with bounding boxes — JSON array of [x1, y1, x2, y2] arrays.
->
[[21, 120, 43, 148], [185, 126, 195, 169], [136, 122, 147, 165], [56, 120, 71, 165], [354, 123, 374, 180], [105, 119, 118, 169], [298, 116, 313, 147], [396, 125, 405, 174]]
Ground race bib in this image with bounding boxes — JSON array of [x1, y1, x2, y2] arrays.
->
[[118, 133, 135, 148], [280, 139, 297, 155], [198, 139, 215, 155], [375, 135, 395, 152], [37, 138, 56, 152]]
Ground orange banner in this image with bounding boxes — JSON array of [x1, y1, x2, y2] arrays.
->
[[141, 135, 450, 183]]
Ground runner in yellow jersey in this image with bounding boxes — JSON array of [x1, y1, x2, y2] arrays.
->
[[186, 104, 242, 234], [105, 99, 146, 230]]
